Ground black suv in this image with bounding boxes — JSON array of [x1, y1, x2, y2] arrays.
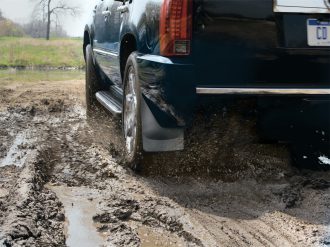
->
[[84, 0, 330, 169]]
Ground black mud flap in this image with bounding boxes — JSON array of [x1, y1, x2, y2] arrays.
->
[[141, 98, 184, 152]]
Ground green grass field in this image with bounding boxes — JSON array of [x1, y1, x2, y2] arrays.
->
[[0, 37, 84, 68], [0, 69, 84, 86]]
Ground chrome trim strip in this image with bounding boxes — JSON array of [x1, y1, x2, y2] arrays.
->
[[274, 6, 330, 13], [137, 54, 174, 64], [93, 48, 118, 57], [196, 87, 330, 95], [274, 0, 330, 13]]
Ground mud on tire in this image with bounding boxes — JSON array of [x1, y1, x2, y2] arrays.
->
[[85, 44, 102, 116]]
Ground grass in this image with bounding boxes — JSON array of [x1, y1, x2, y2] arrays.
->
[[0, 69, 84, 86], [0, 37, 84, 68]]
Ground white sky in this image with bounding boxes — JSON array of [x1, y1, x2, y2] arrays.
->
[[0, 0, 96, 37]]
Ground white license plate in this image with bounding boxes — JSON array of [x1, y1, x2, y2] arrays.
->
[[307, 19, 330, 46]]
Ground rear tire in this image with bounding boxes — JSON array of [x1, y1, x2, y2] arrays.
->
[[122, 52, 144, 171], [85, 44, 101, 116]]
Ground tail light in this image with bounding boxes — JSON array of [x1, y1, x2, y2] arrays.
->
[[160, 0, 192, 56]]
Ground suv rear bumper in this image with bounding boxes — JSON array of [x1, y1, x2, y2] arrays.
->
[[137, 54, 330, 128]]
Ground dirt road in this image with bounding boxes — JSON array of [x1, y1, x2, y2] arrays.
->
[[0, 76, 329, 247]]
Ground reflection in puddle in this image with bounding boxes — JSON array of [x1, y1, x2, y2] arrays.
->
[[48, 185, 105, 247]]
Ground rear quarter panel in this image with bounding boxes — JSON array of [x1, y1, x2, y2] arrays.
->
[[122, 0, 162, 55]]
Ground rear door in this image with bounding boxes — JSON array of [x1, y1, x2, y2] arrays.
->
[[93, 0, 107, 50], [93, 0, 124, 85]]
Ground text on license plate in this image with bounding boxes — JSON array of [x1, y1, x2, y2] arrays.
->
[[307, 19, 330, 47]]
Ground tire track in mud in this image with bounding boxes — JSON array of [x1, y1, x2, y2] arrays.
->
[[36, 102, 330, 247], [144, 176, 330, 247], [42, 108, 204, 247], [190, 208, 296, 247], [0, 90, 86, 246], [0, 97, 194, 246], [1, 81, 330, 247], [0, 129, 66, 246]]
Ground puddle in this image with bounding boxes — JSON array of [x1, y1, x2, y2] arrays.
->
[[138, 226, 184, 247], [0, 130, 36, 168], [48, 185, 185, 247], [48, 185, 105, 247]]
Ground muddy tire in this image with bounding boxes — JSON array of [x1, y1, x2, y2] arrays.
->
[[122, 52, 144, 171], [85, 44, 101, 116]]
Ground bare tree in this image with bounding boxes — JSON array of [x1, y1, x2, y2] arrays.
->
[[33, 0, 79, 40]]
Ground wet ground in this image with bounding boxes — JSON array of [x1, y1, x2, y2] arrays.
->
[[0, 70, 329, 247]]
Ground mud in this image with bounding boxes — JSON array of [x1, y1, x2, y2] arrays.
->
[[0, 77, 329, 247]]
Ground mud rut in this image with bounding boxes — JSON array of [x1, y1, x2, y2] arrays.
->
[[0, 80, 330, 247]]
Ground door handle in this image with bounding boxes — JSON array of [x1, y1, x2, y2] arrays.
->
[[117, 5, 129, 13]]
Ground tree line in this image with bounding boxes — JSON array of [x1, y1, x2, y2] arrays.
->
[[0, 9, 25, 37], [0, 0, 79, 39]]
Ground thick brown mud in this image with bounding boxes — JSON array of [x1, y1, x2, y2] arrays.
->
[[0, 78, 329, 247]]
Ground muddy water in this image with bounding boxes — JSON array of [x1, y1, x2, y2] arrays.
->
[[0, 130, 36, 168], [48, 185, 106, 247]]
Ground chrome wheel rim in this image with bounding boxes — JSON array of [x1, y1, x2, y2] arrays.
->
[[124, 67, 138, 158]]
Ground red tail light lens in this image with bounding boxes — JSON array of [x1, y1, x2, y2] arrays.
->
[[160, 0, 192, 56]]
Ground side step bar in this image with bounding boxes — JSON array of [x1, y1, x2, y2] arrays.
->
[[95, 86, 123, 115], [196, 87, 330, 95]]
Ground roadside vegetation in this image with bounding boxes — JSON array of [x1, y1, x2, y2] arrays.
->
[[0, 69, 84, 87], [0, 37, 84, 69], [0, 10, 24, 37], [0, 9, 83, 69], [0, 19, 25, 37]]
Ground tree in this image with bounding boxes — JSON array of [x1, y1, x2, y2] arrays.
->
[[33, 0, 79, 40], [0, 20, 25, 37], [0, 11, 25, 37], [22, 12, 68, 38]]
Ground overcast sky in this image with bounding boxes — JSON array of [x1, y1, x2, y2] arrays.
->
[[0, 0, 96, 37]]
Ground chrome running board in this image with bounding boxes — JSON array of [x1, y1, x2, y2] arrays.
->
[[95, 86, 123, 115]]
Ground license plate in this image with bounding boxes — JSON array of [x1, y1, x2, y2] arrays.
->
[[307, 19, 330, 47]]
